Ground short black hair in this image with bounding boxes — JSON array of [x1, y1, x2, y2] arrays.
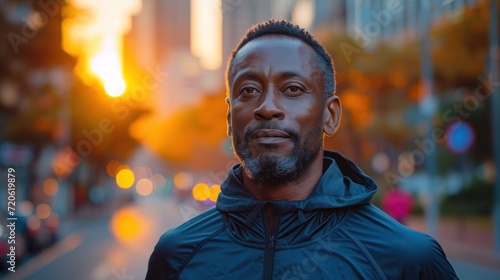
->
[[225, 19, 335, 98]]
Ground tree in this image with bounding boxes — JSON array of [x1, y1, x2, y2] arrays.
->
[[316, 31, 421, 169], [0, 1, 147, 209], [131, 92, 231, 172], [431, 0, 495, 90], [69, 79, 148, 181]]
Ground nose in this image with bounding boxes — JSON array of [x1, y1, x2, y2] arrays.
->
[[253, 90, 284, 121]]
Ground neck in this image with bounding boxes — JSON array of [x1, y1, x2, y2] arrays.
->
[[243, 152, 324, 201]]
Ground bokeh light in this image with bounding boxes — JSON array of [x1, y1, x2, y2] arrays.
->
[[445, 121, 475, 154], [36, 203, 51, 220], [27, 215, 41, 231], [371, 152, 391, 174], [157, 177, 173, 196], [151, 174, 166, 189], [116, 168, 135, 189], [209, 184, 221, 202], [43, 178, 59, 196], [46, 212, 60, 229], [106, 160, 122, 177], [110, 207, 147, 243], [192, 183, 210, 201], [136, 178, 154, 196], [134, 166, 152, 179], [174, 172, 193, 190], [19, 201, 34, 216]]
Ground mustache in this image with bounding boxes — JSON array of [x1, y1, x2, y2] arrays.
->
[[244, 122, 299, 142]]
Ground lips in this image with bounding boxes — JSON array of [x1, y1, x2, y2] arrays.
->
[[250, 129, 290, 139]]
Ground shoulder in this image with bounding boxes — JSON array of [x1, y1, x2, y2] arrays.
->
[[342, 204, 457, 279], [154, 207, 225, 255], [389, 227, 457, 279], [146, 208, 225, 279]]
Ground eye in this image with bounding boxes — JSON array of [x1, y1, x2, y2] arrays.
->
[[282, 85, 305, 96], [239, 86, 261, 97]]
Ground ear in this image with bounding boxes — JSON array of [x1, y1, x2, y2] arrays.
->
[[323, 95, 341, 136], [226, 97, 232, 136]]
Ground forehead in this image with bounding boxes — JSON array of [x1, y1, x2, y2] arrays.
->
[[231, 35, 318, 75]]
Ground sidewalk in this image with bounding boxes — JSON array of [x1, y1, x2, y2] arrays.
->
[[406, 216, 500, 279]]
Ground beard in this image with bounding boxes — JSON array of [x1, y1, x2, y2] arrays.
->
[[232, 122, 323, 185]]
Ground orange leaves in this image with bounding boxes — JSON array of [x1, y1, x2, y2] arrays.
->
[[340, 89, 374, 129], [431, 0, 492, 90], [133, 93, 229, 167]]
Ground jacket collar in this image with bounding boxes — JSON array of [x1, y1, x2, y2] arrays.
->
[[216, 150, 377, 214]]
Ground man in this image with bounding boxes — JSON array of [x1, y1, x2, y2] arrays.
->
[[146, 20, 458, 280]]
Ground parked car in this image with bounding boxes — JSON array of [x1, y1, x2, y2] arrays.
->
[[25, 212, 58, 252], [0, 208, 59, 272]]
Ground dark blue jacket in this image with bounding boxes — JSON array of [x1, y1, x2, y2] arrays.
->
[[146, 151, 458, 279]]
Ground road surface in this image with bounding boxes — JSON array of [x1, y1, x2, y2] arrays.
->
[[2, 195, 196, 280]]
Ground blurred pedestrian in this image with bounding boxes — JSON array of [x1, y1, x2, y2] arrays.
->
[[146, 20, 457, 280], [381, 184, 415, 224]]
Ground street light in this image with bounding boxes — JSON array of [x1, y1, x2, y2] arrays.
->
[[419, 0, 439, 238]]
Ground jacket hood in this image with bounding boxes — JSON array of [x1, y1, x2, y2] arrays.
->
[[216, 150, 377, 214]]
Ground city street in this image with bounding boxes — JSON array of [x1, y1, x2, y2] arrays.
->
[[2, 194, 500, 280], [0, 1, 499, 279], [2, 195, 193, 280]]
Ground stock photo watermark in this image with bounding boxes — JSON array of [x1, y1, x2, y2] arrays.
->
[[5, 168, 17, 273]]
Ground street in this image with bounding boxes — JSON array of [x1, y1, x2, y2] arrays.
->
[[2, 195, 193, 280]]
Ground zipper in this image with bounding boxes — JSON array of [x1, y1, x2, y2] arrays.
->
[[268, 235, 274, 249], [263, 232, 275, 280], [263, 206, 279, 280]]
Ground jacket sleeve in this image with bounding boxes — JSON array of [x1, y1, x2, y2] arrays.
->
[[145, 235, 176, 280], [407, 237, 459, 280]]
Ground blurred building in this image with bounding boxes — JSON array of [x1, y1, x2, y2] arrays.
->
[[130, 0, 191, 69], [311, 0, 347, 32], [126, 0, 349, 115], [345, 0, 478, 42], [221, 0, 274, 65], [128, 0, 223, 116], [221, 0, 347, 65]]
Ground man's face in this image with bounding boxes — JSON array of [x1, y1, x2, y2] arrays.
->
[[227, 35, 329, 184]]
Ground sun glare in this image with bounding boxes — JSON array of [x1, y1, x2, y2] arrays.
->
[[90, 37, 127, 97], [62, 0, 142, 97]]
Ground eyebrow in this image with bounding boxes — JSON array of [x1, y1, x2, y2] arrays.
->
[[234, 70, 304, 82], [234, 71, 260, 82], [276, 71, 303, 80]]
